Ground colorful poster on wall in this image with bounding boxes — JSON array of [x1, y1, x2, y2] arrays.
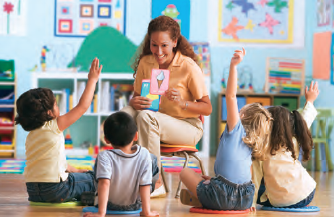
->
[[313, 32, 331, 80], [152, 0, 190, 40], [317, 0, 330, 27], [0, 0, 27, 35], [190, 42, 211, 76], [54, 0, 126, 37], [217, 0, 294, 43]]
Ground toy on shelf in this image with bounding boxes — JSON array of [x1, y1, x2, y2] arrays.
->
[[65, 130, 73, 149], [40, 46, 50, 72]]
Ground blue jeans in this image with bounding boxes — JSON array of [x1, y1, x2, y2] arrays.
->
[[196, 175, 255, 210], [26, 171, 96, 203], [257, 179, 316, 208]]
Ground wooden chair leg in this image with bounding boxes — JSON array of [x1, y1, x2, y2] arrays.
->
[[189, 153, 207, 176], [324, 142, 334, 171], [175, 151, 189, 198], [315, 143, 321, 171], [160, 165, 169, 193]]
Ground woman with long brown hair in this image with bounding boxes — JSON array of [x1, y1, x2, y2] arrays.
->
[[122, 15, 212, 197]]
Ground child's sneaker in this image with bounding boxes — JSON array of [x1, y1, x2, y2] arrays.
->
[[81, 191, 95, 206], [180, 189, 202, 207], [150, 185, 166, 198]]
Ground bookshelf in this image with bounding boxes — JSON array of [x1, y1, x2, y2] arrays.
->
[[31, 72, 134, 154], [31, 72, 210, 158], [0, 60, 16, 158]]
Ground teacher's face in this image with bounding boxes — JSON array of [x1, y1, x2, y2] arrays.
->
[[150, 31, 177, 68]]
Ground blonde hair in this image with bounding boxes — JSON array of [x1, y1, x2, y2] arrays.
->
[[240, 103, 273, 160]]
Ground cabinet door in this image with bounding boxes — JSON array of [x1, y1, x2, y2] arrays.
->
[[246, 97, 271, 106], [221, 96, 246, 121], [273, 97, 298, 111]]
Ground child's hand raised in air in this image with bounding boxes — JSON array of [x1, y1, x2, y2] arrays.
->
[[305, 81, 319, 104], [88, 58, 102, 82], [230, 47, 246, 67]]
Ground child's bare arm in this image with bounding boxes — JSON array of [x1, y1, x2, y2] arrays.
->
[[226, 48, 245, 132], [305, 81, 319, 104], [139, 185, 159, 217], [57, 58, 102, 131], [83, 179, 110, 217]]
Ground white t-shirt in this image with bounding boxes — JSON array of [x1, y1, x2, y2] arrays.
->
[[24, 119, 68, 183], [95, 145, 152, 206]]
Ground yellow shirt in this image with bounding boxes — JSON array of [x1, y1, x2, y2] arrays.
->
[[252, 102, 317, 207], [134, 51, 208, 119], [24, 119, 68, 183]]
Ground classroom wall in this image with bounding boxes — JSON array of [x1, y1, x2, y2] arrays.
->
[[0, 0, 332, 157]]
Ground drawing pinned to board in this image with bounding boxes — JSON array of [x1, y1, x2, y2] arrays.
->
[[218, 0, 294, 43], [0, 0, 26, 35], [54, 0, 126, 37], [152, 0, 190, 39], [317, 0, 330, 27]]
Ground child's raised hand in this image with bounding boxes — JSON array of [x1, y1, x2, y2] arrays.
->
[[88, 58, 102, 82], [230, 47, 246, 66], [305, 81, 319, 104]]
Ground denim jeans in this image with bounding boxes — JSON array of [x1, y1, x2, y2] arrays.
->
[[257, 180, 316, 208], [196, 175, 255, 210], [26, 171, 96, 203], [150, 153, 159, 193]]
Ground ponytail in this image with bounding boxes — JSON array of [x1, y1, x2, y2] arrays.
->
[[292, 110, 314, 161]]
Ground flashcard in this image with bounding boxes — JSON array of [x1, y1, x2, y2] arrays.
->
[[141, 79, 160, 112], [150, 69, 170, 95]]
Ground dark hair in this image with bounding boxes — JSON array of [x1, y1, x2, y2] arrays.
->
[[267, 106, 313, 161], [132, 15, 198, 77], [103, 112, 138, 147], [15, 88, 55, 131]]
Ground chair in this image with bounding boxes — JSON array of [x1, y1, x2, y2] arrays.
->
[[308, 108, 334, 171], [160, 115, 207, 198]]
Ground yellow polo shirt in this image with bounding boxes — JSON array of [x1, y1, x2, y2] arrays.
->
[[24, 119, 68, 183], [134, 51, 208, 119]]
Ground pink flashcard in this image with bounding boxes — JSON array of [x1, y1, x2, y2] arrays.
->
[[150, 69, 170, 95]]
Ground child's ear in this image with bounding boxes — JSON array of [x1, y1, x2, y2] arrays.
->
[[133, 132, 139, 141], [47, 110, 53, 116], [105, 138, 111, 144]]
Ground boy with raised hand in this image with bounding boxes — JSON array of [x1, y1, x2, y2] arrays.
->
[[84, 112, 159, 217]]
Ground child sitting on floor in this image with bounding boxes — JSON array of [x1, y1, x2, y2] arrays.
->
[[83, 112, 159, 217], [15, 58, 102, 203], [179, 48, 272, 211], [252, 81, 319, 209]]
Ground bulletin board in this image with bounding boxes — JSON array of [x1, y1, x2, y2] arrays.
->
[[152, 0, 190, 40], [54, 0, 126, 37], [265, 57, 305, 95], [313, 32, 331, 80], [218, 0, 294, 43]]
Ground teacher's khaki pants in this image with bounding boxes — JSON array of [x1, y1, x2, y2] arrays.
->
[[121, 106, 203, 168]]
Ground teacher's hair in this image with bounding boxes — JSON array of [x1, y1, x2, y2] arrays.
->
[[132, 15, 198, 77]]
